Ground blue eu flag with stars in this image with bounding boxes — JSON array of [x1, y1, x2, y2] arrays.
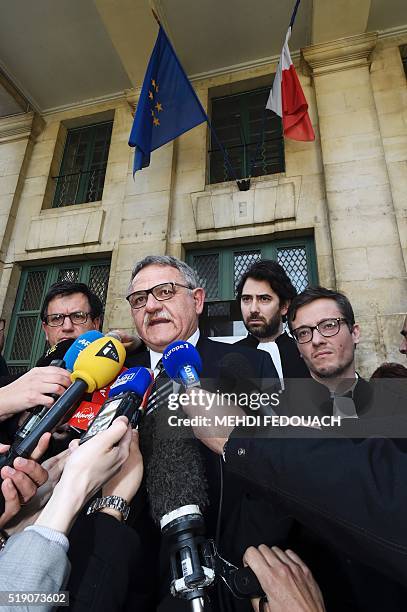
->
[[129, 26, 208, 173]]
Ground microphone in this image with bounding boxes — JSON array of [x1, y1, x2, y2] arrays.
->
[[140, 404, 211, 608], [79, 367, 152, 443], [0, 336, 125, 468], [63, 330, 104, 371], [12, 332, 105, 446], [162, 341, 202, 389], [35, 338, 76, 368]]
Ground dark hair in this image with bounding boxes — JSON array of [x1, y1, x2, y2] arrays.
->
[[236, 260, 297, 307], [371, 362, 407, 379], [40, 282, 103, 322], [287, 286, 355, 331]]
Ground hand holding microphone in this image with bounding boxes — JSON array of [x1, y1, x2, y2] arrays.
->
[[0, 334, 126, 471]]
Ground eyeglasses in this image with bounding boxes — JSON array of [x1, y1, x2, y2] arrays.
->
[[126, 282, 192, 310], [292, 317, 350, 344], [43, 311, 91, 327]]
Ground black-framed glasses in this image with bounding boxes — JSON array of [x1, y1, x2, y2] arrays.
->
[[43, 311, 91, 327], [292, 317, 349, 344], [126, 282, 192, 309]]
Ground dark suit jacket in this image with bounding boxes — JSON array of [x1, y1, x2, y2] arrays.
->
[[236, 331, 311, 379], [224, 393, 407, 612], [124, 336, 279, 612]]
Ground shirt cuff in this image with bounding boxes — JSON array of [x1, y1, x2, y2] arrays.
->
[[25, 525, 69, 553]]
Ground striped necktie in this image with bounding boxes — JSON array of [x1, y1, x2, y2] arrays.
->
[[145, 361, 174, 415]]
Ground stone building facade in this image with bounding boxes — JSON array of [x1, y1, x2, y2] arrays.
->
[[0, 23, 405, 376]]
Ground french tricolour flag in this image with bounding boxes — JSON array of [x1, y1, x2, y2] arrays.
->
[[266, 27, 315, 142]]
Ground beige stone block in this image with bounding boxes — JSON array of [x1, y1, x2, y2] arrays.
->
[[253, 186, 277, 224], [192, 193, 214, 231], [319, 108, 378, 140], [5, 155, 26, 176], [174, 168, 205, 196], [26, 208, 104, 251], [343, 86, 375, 113], [370, 70, 406, 93], [0, 194, 15, 215], [213, 192, 234, 229], [275, 182, 296, 220], [232, 190, 255, 227], [366, 245, 405, 279], [285, 147, 321, 177], [325, 158, 389, 192], [322, 133, 383, 165], [0, 175, 19, 197], [107, 142, 132, 166], [314, 91, 348, 118], [331, 214, 399, 250], [21, 176, 47, 198], [378, 110, 407, 139], [382, 136, 407, 163], [334, 247, 369, 281], [314, 66, 370, 95], [105, 161, 128, 184], [374, 88, 407, 116]]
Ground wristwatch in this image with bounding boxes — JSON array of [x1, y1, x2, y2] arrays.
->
[[87, 495, 130, 522]]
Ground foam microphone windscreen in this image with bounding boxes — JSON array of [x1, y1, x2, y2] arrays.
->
[[139, 408, 209, 524], [162, 341, 202, 380], [36, 338, 75, 367], [64, 330, 104, 371], [109, 367, 152, 399]]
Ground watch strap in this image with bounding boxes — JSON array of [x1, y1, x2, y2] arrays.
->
[[87, 495, 130, 522]]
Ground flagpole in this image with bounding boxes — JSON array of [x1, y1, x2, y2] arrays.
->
[[289, 0, 301, 30], [145, 9, 247, 189]]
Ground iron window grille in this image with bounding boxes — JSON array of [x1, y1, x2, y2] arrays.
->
[[208, 87, 285, 184], [52, 121, 113, 208]]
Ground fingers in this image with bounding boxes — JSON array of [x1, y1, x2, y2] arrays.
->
[[0, 444, 10, 453], [30, 432, 51, 462], [13, 456, 48, 488], [0, 478, 20, 527]]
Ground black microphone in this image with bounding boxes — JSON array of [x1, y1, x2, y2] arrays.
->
[[12, 340, 76, 447], [140, 404, 211, 609], [0, 336, 125, 470], [79, 367, 152, 444]]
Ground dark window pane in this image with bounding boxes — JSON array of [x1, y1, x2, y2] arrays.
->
[[278, 247, 309, 292], [233, 251, 261, 292], [88, 264, 110, 305], [53, 121, 112, 208], [191, 254, 219, 299], [20, 271, 47, 311], [57, 268, 80, 284], [209, 87, 284, 184], [10, 317, 37, 360]]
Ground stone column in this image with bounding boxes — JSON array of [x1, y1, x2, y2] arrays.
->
[[303, 33, 407, 371], [0, 112, 44, 315]]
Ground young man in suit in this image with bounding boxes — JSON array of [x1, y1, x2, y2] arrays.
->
[[235, 260, 309, 386]]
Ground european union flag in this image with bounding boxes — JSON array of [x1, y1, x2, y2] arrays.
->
[[129, 26, 208, 173]]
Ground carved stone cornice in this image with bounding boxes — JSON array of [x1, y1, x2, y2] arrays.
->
[[302, 32, 378, 76], [0, 112, 44, 144], [125, 88, 141, 116]]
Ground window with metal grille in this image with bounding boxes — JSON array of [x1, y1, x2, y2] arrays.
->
[[187, 238, 317, 337], [52, 121, 113, 208], [209, 87, 285, 184], [5, 260, 110, 374], [400, 45, 407, 78]]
